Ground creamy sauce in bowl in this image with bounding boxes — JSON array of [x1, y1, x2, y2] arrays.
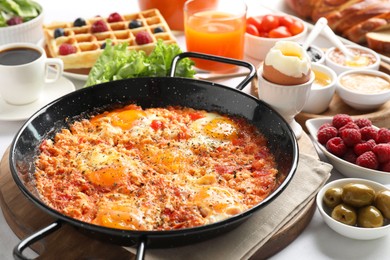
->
[[329, 48, 377, 68], [340, 73, 390, 94]]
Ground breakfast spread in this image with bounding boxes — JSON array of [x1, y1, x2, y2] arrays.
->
[[323, 183, 390, 228], [34, 105, 279, 230], [262, 41, 312, 85], [42, 9, 177, 70], [316, 114, 390, 172], [340, 73, 390, 94]]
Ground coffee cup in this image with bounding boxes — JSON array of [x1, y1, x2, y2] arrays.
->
[[0, 42, 63, 105]]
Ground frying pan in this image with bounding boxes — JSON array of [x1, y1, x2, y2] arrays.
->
[[10, 52, 299, 260]]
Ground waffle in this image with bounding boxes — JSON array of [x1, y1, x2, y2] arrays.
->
[[43, 9, 177, 70]]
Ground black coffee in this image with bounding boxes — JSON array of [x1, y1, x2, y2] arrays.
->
[[0, 47, 41, 66]]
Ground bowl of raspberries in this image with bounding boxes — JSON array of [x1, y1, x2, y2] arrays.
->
[[306, 114, 390, 184]]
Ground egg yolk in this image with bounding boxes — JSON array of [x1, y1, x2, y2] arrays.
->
[[87, 166, 126, 187], [204, 117, 238, 141], [94, 204, 145, 230], [110, 110, 146, 130]]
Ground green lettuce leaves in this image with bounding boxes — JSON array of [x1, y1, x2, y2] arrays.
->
[[0, 0, 41, 26], [84, 40, 195, 87]]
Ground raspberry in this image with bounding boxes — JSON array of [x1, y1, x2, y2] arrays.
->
[[332, 114, 353, 129], [340, 128, 361, 147], [342, 149, 357, 164], [317, 126, 338, 145], [7, 16, 23, 26], [380, 161, 390, 172], [372, 143, 390, 163], [107, 12, 123, 23], [318, 123, 332, 131], [339, 122, 359, 132], [376, 128, 390, 143], [360, 126, 378, 141], [59, 43, 77, 55], [354, 139, 376, 156], [135, 31, 153, 45], [356, 151, 379, 170], [326, 137, 347, 157], [91, 20, 109, 33], [354, 118, 372, 128]]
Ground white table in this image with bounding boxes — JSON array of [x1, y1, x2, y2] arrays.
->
[[0, 1, 389, 259]]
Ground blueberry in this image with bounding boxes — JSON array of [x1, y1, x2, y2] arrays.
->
[[129, 20, 142, 29], [153, 27, 164, 33], [74, 17, 86, 27], [101, 42, 106, 49], [54, 28, 65, 38]]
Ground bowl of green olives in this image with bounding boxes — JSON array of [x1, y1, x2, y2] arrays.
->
[[317, 178, 390, 240]]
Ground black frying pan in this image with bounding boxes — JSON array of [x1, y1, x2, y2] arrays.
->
[[10, 52, 299, 260]]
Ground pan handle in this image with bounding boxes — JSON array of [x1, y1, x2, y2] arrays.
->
[[169, 52, 256, 91], [13, 220, 62, 260]]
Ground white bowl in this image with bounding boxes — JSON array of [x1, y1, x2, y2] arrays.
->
[[317, 178, 390, 240], [0, 2, 44, 45], [306, 117, 390, 184], [325, 45, 380, 75], [302, 63, 337, 114], [244, 14, 307, 61], [336, 69, 390, 111]]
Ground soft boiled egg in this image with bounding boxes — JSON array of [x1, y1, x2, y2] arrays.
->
[[190, 112, 238, 148], [262, 41, 311, 85]]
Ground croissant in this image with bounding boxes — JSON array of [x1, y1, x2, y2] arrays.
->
[[285, 0, 390, 54]]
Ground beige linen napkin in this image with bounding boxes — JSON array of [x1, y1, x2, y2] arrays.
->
[[125, 153, 332, 259]]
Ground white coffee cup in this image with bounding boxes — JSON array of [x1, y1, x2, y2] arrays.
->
[[0, 42, 63, 105]]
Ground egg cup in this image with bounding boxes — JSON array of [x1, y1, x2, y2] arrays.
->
[[258, 67, 315, 139]]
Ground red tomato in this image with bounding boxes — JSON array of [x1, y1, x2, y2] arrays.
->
[[246, 16, 262, 30], [246, 24, 259, 36], [289, 20, 304, 35], [279, 16, 294, 28], [189, 112, 204, 120], [269, 26, 292, 38], [259, 15, 280, 32], [151, 120, 164, 130]]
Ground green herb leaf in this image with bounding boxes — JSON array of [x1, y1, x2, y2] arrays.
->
[[85, 39, 195, 87]]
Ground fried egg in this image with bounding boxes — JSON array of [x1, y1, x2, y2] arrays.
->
[[190, 112, 239, 148]]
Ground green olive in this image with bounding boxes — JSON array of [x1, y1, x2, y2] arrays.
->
[[331, 203, 357, 226], [374, 190, 390, 219], [358, 206, 384, 228], [323, 187, 343, 208], [341, 183, 375, 207]]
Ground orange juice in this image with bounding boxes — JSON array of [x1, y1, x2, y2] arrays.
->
[[185, 10, 246, 72]]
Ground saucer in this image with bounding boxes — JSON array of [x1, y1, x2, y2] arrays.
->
[[0, 76, 76, 121]]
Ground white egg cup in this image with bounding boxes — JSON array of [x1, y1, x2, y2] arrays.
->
[[258, 67, 315, 139]]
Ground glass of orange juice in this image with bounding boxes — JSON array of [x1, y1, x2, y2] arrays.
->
[[184, 0, 247, 72]]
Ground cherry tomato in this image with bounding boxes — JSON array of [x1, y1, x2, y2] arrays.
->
[[279, 16, 294, 28], [246, 24, 259, 36], [246, 16, 262, 31], [289, 20, 304, 35], [259, 15, 280, 32], [269, 26, 292, 38]]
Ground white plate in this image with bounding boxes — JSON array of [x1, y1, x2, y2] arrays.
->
[[306, 117, 390, 184], [38, 39, 89, 81], [0, 76, 76, 121]]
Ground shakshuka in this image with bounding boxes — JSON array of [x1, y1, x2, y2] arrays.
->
[[34, 104, 279, 231]]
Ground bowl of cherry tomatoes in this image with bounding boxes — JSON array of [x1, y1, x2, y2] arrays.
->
[[244, 14, 307, 60]]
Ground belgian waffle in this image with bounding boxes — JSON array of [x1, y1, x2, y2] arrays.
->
[[43, 9, 177, 70]]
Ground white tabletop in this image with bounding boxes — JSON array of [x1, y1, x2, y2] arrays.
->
[[0, 1, 389, 259]]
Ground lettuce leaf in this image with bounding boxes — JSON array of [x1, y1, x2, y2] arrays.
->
[[85, 39, 195, 87]]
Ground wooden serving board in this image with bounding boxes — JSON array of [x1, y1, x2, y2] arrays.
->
[[0, 133, 317, 259], [296, 62, 390, 132]]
